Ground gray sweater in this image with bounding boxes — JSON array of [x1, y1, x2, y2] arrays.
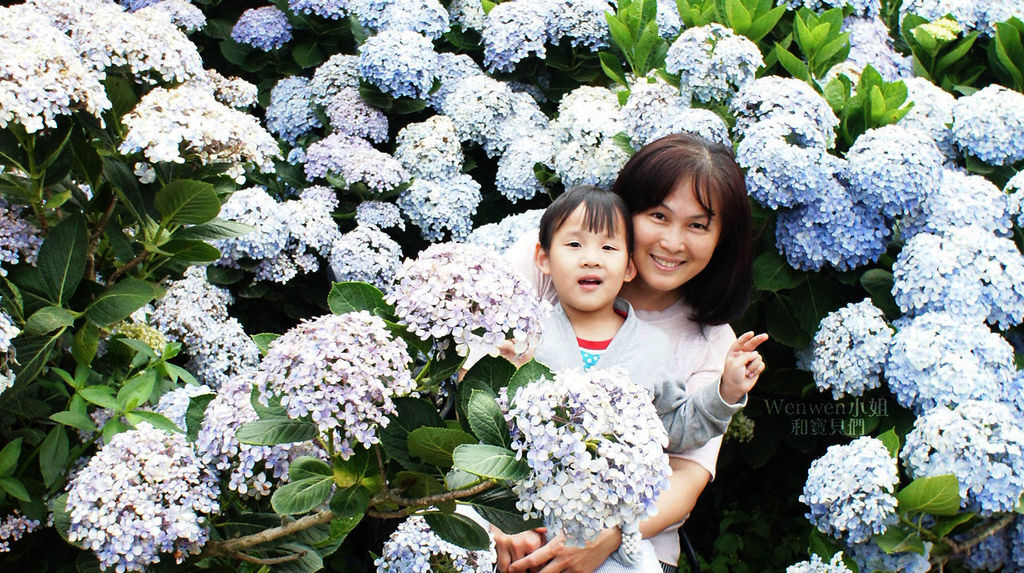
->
[[534, 299, 741, 454]]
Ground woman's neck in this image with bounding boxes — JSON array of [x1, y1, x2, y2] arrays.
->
[[618, 279, 682, 312]]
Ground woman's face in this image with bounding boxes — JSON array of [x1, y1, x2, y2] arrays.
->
[[629, 179, 721, 298]]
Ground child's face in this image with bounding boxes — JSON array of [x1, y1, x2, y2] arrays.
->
[[535, 204, 636, 316]]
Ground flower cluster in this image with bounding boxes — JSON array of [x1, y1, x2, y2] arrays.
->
[[509, 368, 671, 545], [119, 83, 279, 171], [304, 133, 409, 193], [375, 515, 497, 572], [841, 15, 912, 82], [0, 512, 40, 553], [200, 69, 258, 109], [355, 200, 404, 230], [265, 76, 322, 145], [482, 0, 612, 72], [65, 423, 219, 571], [427, 52, 484, 110], [847, 542, 931, 573], [951, 84, 1024, 165], [787, 553, 854, 573], [309, 53, 362, 105], [902, 400, 1024, 516], [450, 0, 487, 30], [844, 124, 944, 218], [0, 5, 111, 133], [231, 5, 293, 51], [386, 242, 547, 358], [153, 383, 214, 429], [324, 87, 389, 143], [394, 116, 464, 180], [783, 0, 879, 16], [440, 75, 530, 157], [898, 77, 957, 160], [134, 0, 207, 33], [467, 209, 545, 253], [622, 78, 689, 146], [547, 0, 614, 50], [495, 132, 557, 202], [901, 168, 1010, 240], [891, 227, 1024, 329], [0, 306, 20, 398], [355, 0, 450, 39], [358, 30, 438, 99], [396, 175, 482, 241], [328, 224, 403, 291], [288, 0, 355, 19], [899, 0, 1017, 35], [962, 525, 1017, 572], [885, 312, 1016, 413], [800, 437, 898, 544], [666, 23, 763, 103], [0, 200, 43, 275], [738, 119, 845, 209], [551, 86, 629, 187], [810, 299, 892, 398], [255, 312, 414, 458], [731, 76, 840, 147]]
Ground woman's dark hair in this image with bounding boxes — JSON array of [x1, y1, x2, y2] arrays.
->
[[611, 133, 753, 326], [538, 185, 633, 253]]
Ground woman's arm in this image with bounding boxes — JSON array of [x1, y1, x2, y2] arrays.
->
[[640, 457, 711, 538]]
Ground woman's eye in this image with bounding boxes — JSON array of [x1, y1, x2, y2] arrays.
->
[[650, 212, 667, 221]]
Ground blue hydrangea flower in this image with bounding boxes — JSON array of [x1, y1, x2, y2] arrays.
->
[[902, 400, 1024, 516], [666, 23, 763, 103], [496, 131, 558, 202], [801, 437, 898, 544], [0, 511, 40, 553], [892, 227, 1024, 329], [231, 6, 292, 51], [154, 384, 214, 429], [786, 553, 854, 572], [898, 77, 957, 161], [648, 108, 732, 148], [842, 16, 912, 81], [731, 76, 840, 148], [951, 85, 1024, 166], [304, 133, 410, 193], [0, 199, 42, 275], [963, 525, 1015, 571], [355, 200, 404, 230], [358, 30, 439, 99], [394, 115, 464, 179], [354, 0, 449, 39], [811, 299, 892, 399], [397, 174, 482, 241], [847, 542, 931, 573], [440, 75, 520, 154], [1006, 170, 1024, 228], [901, 168, 1011, 240], [1012, 517, 1024, 568], [309, 54, 361, 106], [900, 0, 1011, 36], [288, 0, 355, 19], [546, 0, 614, 50], [622, 78, 690, 146], [376, 515, 496, 572], [482, 0, 549, 72], [656, 0, 682, 38], [553, 138, 630, 188], [782, 0, 879, 17], [324, 87, 389, 143], [844, 124, 944, 218], [265, 76, 321, 144], [738, 119, 845, 209], [450, 0, 487, 31], [468, 209, 545, 253], [775, 182, 890, 271], [885, 312, 1016, 413], [425, 52, 483, 110], [328, 224, 402, 292]]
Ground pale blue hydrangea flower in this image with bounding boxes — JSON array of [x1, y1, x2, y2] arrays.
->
[[782, 0, 879, 16], [483, 0, 549, 72], [553, 86, 625, 145], [738, 119, 845, 209], [775, 180, 890, 271], [214, 187, 291, 264], [656, 0, 682, 38], [652, 108, 732, 147], [899, 0, 1015, 36], [328, 224, 402, 291], [811, 299, 892, 399], [901, 168, 1011, 240], [553, 138, 631, 188], [842, 16, 912, 82], [288, 0, 355, 19], [951, 85, 1024, 166], [546, 0, 614, 50], [153, 384, 214, 429], [847, 542, 931, 573], [800, 437, 898, 543], [450, 0, 487, 31], [65, 424, 219, 572], [256, 311, 414, 457], [135, 0, 207, 33], [963, 525, 1014, 571], [885, 312, 1016, 413], [666, 23, 763, 103], [0, 305, 20, 398], [425, 52, 483, 110], [622, 78, 690, 146], [304, 133, 410, 193], [386, 242, 547, 357], [1006, 170, 1024, 227], [355, 201, 404, 230], [902, 400, 1024, 516], [324, 87, 389, 143], [468, 209, 545, 253], [354, 0, 449, 39], [396, 175, 482, 241], [358, 30, 439, 99], [892, 227, 1024, 329], [394, 115, 464, 179], [1012, 517, 1024, 568], [265, 76, 321, 144], [201, 69, 258, 109], [0, 511, 40, 553], [509, 368, 671, 545], [375, 515, 497, 572], [898, 77, 957, 161], [787, 553, 854, 573], [231, 6, 292, 51], [496, 131, 558, 202], [844, 124, 944, 218], [731, 76, 840, 148], [309, 54, 361, 106], [0, 199, 42, 275], [440, 75, 520, 153]]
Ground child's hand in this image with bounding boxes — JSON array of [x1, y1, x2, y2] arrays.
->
[[497, 339, 535, 369], [720, 331, 768, 404]]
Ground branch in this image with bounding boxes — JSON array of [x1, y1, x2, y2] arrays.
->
[[388, 478, 495, 507], [204, 510, 336, 557], [108, 248, 148, 283], [232, 550, 305, 565], [85, 196, 117, 279], [944, 515, 1014, 556]]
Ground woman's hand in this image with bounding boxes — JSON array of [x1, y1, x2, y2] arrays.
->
[[508, 528, 621, 573], [493, 527, 546, 573], [720, 331, 768, 404]]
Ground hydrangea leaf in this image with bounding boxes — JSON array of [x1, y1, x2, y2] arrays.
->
[[930, 512, 975, 538], [271, 476, 333, 515], [873, 525, 927, 555], [0, 438, 22, 478], [172, 219, 255, 241], [469, 488, 544, 534], [23, 305, 75, 336], [381, 397, 445, 472], [466, 390, 510, 448], [327, 281, 391, 316], [288, 456, 332, 482], [251, 333, 280, 356], [329, 485, 370, 521], [896, 474, 962, 516], [462, 355, 516, 395], [421, 511, 491, 551], [753, 250, 804, 292], [877, 428, 900, 458], [184, 393, 215, 442], [37, 212, 86, 305], [84, 278, 164, 327], [0, 477, 31, 502], [236, 418, 318, 446], [407, 427, 476, 468], [265, 543, 324, 573], [154, 179, 221, 225], [453, 444, 526, 481], [507, 359, 553, 404]]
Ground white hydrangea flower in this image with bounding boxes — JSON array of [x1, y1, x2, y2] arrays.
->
[[665, 23, 763, 103], [811, 299, 892, 399], [787, 553, 854, 573], [375, 515, 496, 572], [394, 115, 464, 179], [0, 512, 41, 553]]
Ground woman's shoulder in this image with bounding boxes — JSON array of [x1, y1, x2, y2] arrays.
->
[[637, 299, 736, 344]]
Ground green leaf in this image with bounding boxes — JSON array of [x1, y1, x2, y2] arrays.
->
[[327, 281, 391, 316], [185, 393, 215, 442], [462, 355, 516, 395], [0, 438, 22, 477], [764, 295, 811, 348], [38, 213, 87, 305], [874, 526, 927, 555], [84, 278, 163, 326], [380, 397, 445, 471], [773, 44, 812, 82], [930, 512, 976, 538], [606, 15, 635, 64], [72, 322, 99, 367], [268, 543, 324, 573], [50, 409, 97, 433], [292, 41, 325, 69], [13, 330, 62, 386], [935, 33, 978, 75], [422, 511, 492, 550], [877, 428, 900, 458], [467, 390, 511, 447], [116, 370, 156, 411], [790, 277, 844, 334], [860, 268, 899, 317], [507, 360, 553, 404], [598, 52, 628, 86], [329, 485, 370, 520], [897, 474, 962, 516], [407, 427, 476, 468], [469, 488, 543, 534], [172, 219, 255, 241], [157, 239, 220, 263], [724, 0, 752, 32], [237, 418, 318, 445], [101, 417, 130, 444], [154, 179, 220, 225], [272, 476, 333, 515], [289, 456, 333, 482], [452, 444, 528, 480], [332, 448, 372, 489], [24, 306, 75, 336], [40, 427, 69, 488], [0, 477, 30, 502], [125, 411, 181, 433], [752, 250, 804, 292], [252, 333, 280, 356]]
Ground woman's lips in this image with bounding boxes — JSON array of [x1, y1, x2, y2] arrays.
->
[[650, 254, 683, 270]]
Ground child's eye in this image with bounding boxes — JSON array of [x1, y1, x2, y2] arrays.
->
[[602, 244, 617, 251], [566, 241, 582, 248]]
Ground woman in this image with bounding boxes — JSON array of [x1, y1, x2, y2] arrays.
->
[[498, 133, 762, 573]]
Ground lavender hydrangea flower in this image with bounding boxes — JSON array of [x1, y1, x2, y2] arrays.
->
[[0, 305, 20, 397], [731, 76, 840, 148], [844, 124, 944, 218], [358, 30, 439, 99], [255, 312, 414, 458], [738, 119, 845, 209], [509, 368, 671, 545], [0, 5, 111, 133], [154, 384, 214, 429], [546, 0, 614, 50], [309, 54, 361, 106], [328, 224, 402, 291], [65, 424, 220, 572], [496, 132, 558, 202], [387, 242, 547, 358], [885, 312, 1016, 413], [304, 133, 410, 193], [396, 175, 482, 241], [482, 0, 550, 72], [787, 553, 854, 573], [842, 16, 912, 81], [892, 227, 1024, 329], [394, 115, 464, 179], [0, 512, 40, 553], [901, 168, 1011, 240], [666, 23, 763, 103], [951, 85, 1024, 166], [354, 0, 449, 39], [811, 300, 892, 399], [800, 437, 898, 543], [902, 400, 1024, 516], [288, 0, 355, 19], [848, 542, 931, 573], [324, 87, 389, 143], [355, 200, 404, 230], [375, 515, 497, 572], [898, 77, 957, 161], [231, 6, 292, 51], [0, 199, 43, 275], [468, 209, 545, 253], [266, 76, 322, 145]]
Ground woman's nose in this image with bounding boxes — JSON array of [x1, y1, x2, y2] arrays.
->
[[658, 226, 685, 251]]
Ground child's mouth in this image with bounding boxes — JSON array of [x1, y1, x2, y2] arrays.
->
[[578, 277, 602, 288]]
